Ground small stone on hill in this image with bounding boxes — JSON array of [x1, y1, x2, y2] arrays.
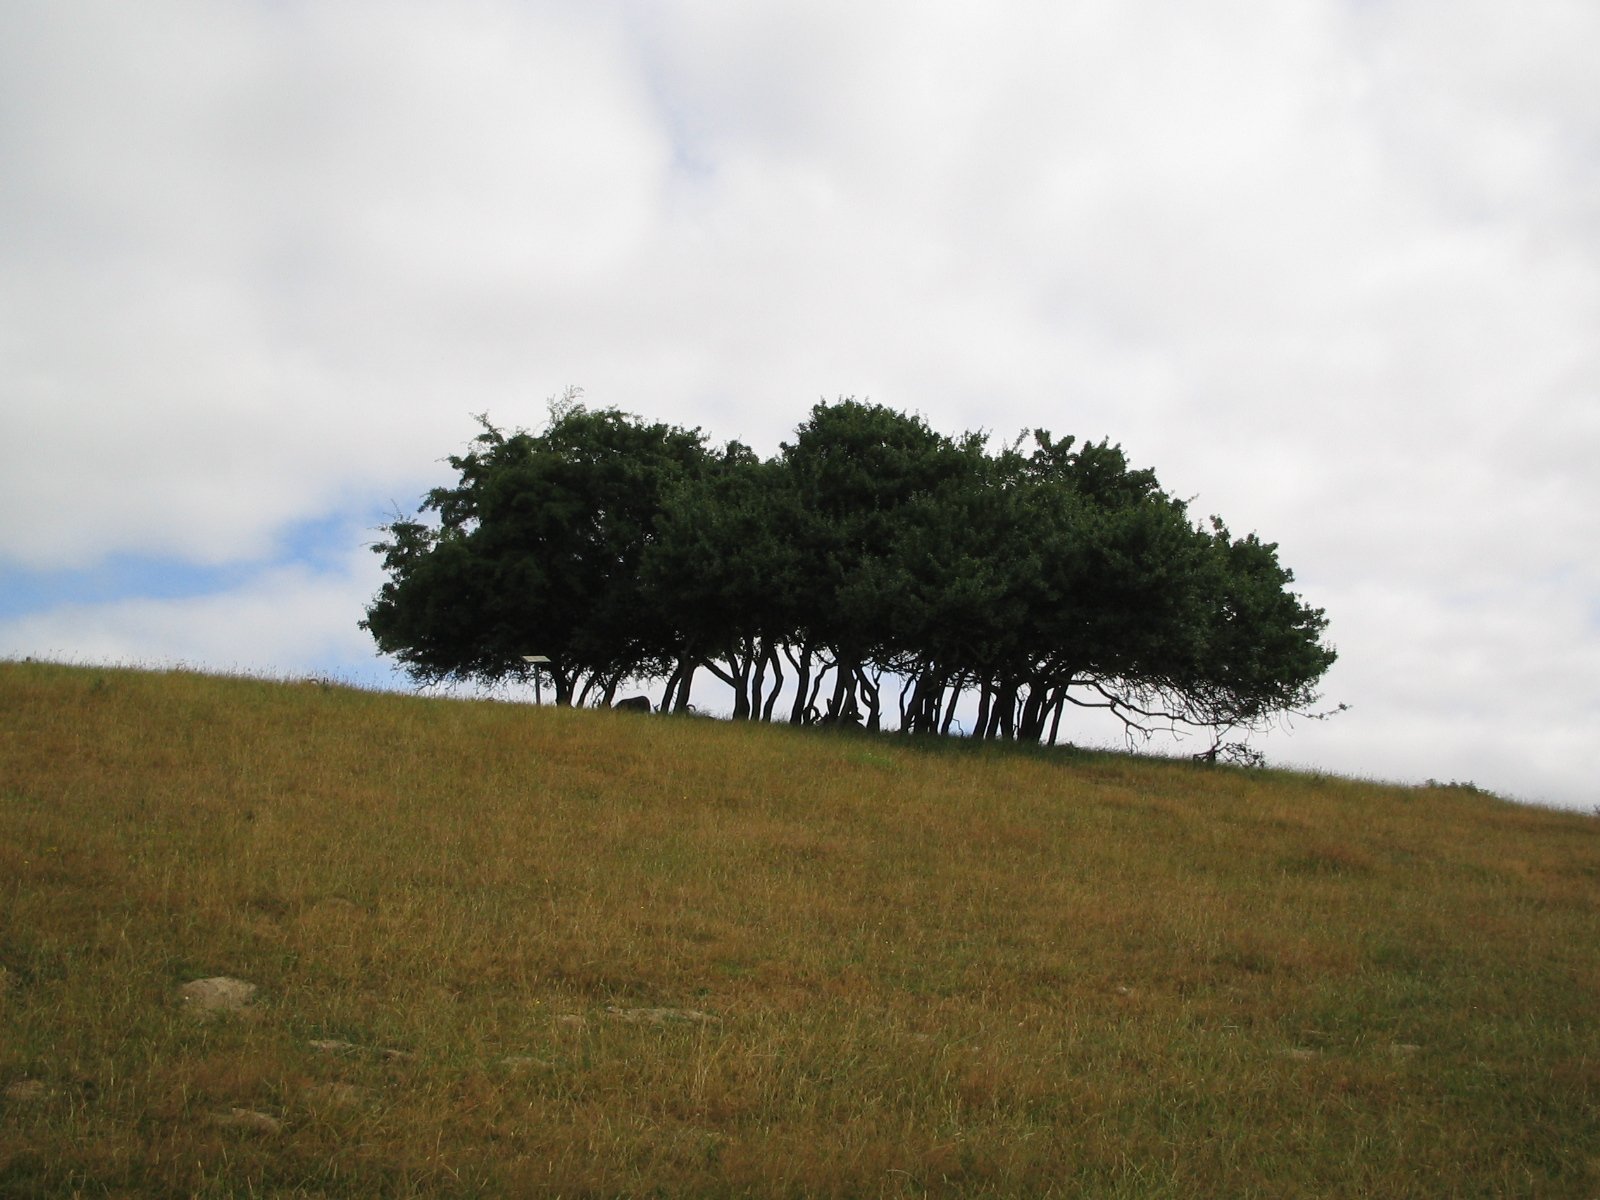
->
[[309, 1038, 412, 1060], [306, 1082, 364, 1107], [209, 1107, 282, 1134], [4, 1079, 47, 1103], [178, 977, 257, 1015], [309, 1039, 359, 1055], [500, 1055, 551, 1073], [606, 1006, 720, 1026]]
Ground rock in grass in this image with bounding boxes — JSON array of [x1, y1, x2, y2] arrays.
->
[[605, 1006, 720, 1026], [309, 1038, 359, 1055], [305, 1082, 364, 1107], [309, 1038, 412, 1061], [178, 977, 257, 1016], [4, 1079, 47, 1103], [209, 1107, 282, 1134], [500, 1055, 553, 1072]]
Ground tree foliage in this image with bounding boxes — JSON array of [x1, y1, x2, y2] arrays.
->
[[362, 397, 709, 705], [364, 395, 1337, 755]]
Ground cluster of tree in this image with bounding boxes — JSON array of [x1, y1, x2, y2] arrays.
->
[[362, 393, 1337, 755]]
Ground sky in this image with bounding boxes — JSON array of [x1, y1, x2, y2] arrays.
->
[[2, 1, 1597, 810]]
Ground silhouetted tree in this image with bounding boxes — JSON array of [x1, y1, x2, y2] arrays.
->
[[365, 395, 1337, 755], [362, 396, 709, 704], [643, 446, 802, 716]]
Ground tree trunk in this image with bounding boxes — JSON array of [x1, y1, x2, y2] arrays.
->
[[732, 660, 752, 719], [703, 642, 753, 718], [1018, 681, 1048, 742], [662, 657, 690, 713], [857, 666, 881, 732], [1046, 687, 1067, 746], [786, 642, 814, 725], [749, 640, 768, 721], [828, 652, 857, 723], [577, 673, 602, 708], [999, 681, 1018, 739], [672, 662, 697, 712], [805, 671, 827, 724], [552, 667, 579, 707], [904, 665, 943, 735], [759, 640, 786, 722], [940, 675, 964, 736], [733, 636, 755, 719], [902, 666, 924, 733], [986, 679, 1018, 739]]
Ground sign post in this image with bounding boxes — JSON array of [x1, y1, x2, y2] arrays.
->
[[521, 655, 551, 705]]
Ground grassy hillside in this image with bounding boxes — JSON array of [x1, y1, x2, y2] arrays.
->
[[2, 660, 1597, 1197]]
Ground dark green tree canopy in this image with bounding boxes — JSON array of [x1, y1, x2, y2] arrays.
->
[[363, 399, 711, 705], [364, 396, 1336, 757]]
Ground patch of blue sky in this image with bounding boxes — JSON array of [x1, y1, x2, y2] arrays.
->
[[0, 555, 257, 619], [279, 507, 389, 572], [0, 510, 383, 620]]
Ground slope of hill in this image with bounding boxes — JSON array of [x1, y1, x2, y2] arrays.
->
[[2, 661, 1597, 1196]]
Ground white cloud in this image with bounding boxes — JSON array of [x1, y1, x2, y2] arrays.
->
[[0, 1, 668, 569], [1, 0, 1597, 807]]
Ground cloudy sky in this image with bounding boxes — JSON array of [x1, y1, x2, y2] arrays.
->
[[3, 1, 1596, 810]]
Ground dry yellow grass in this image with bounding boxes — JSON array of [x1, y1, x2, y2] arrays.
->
[[2, 660, 1598, 1197]]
